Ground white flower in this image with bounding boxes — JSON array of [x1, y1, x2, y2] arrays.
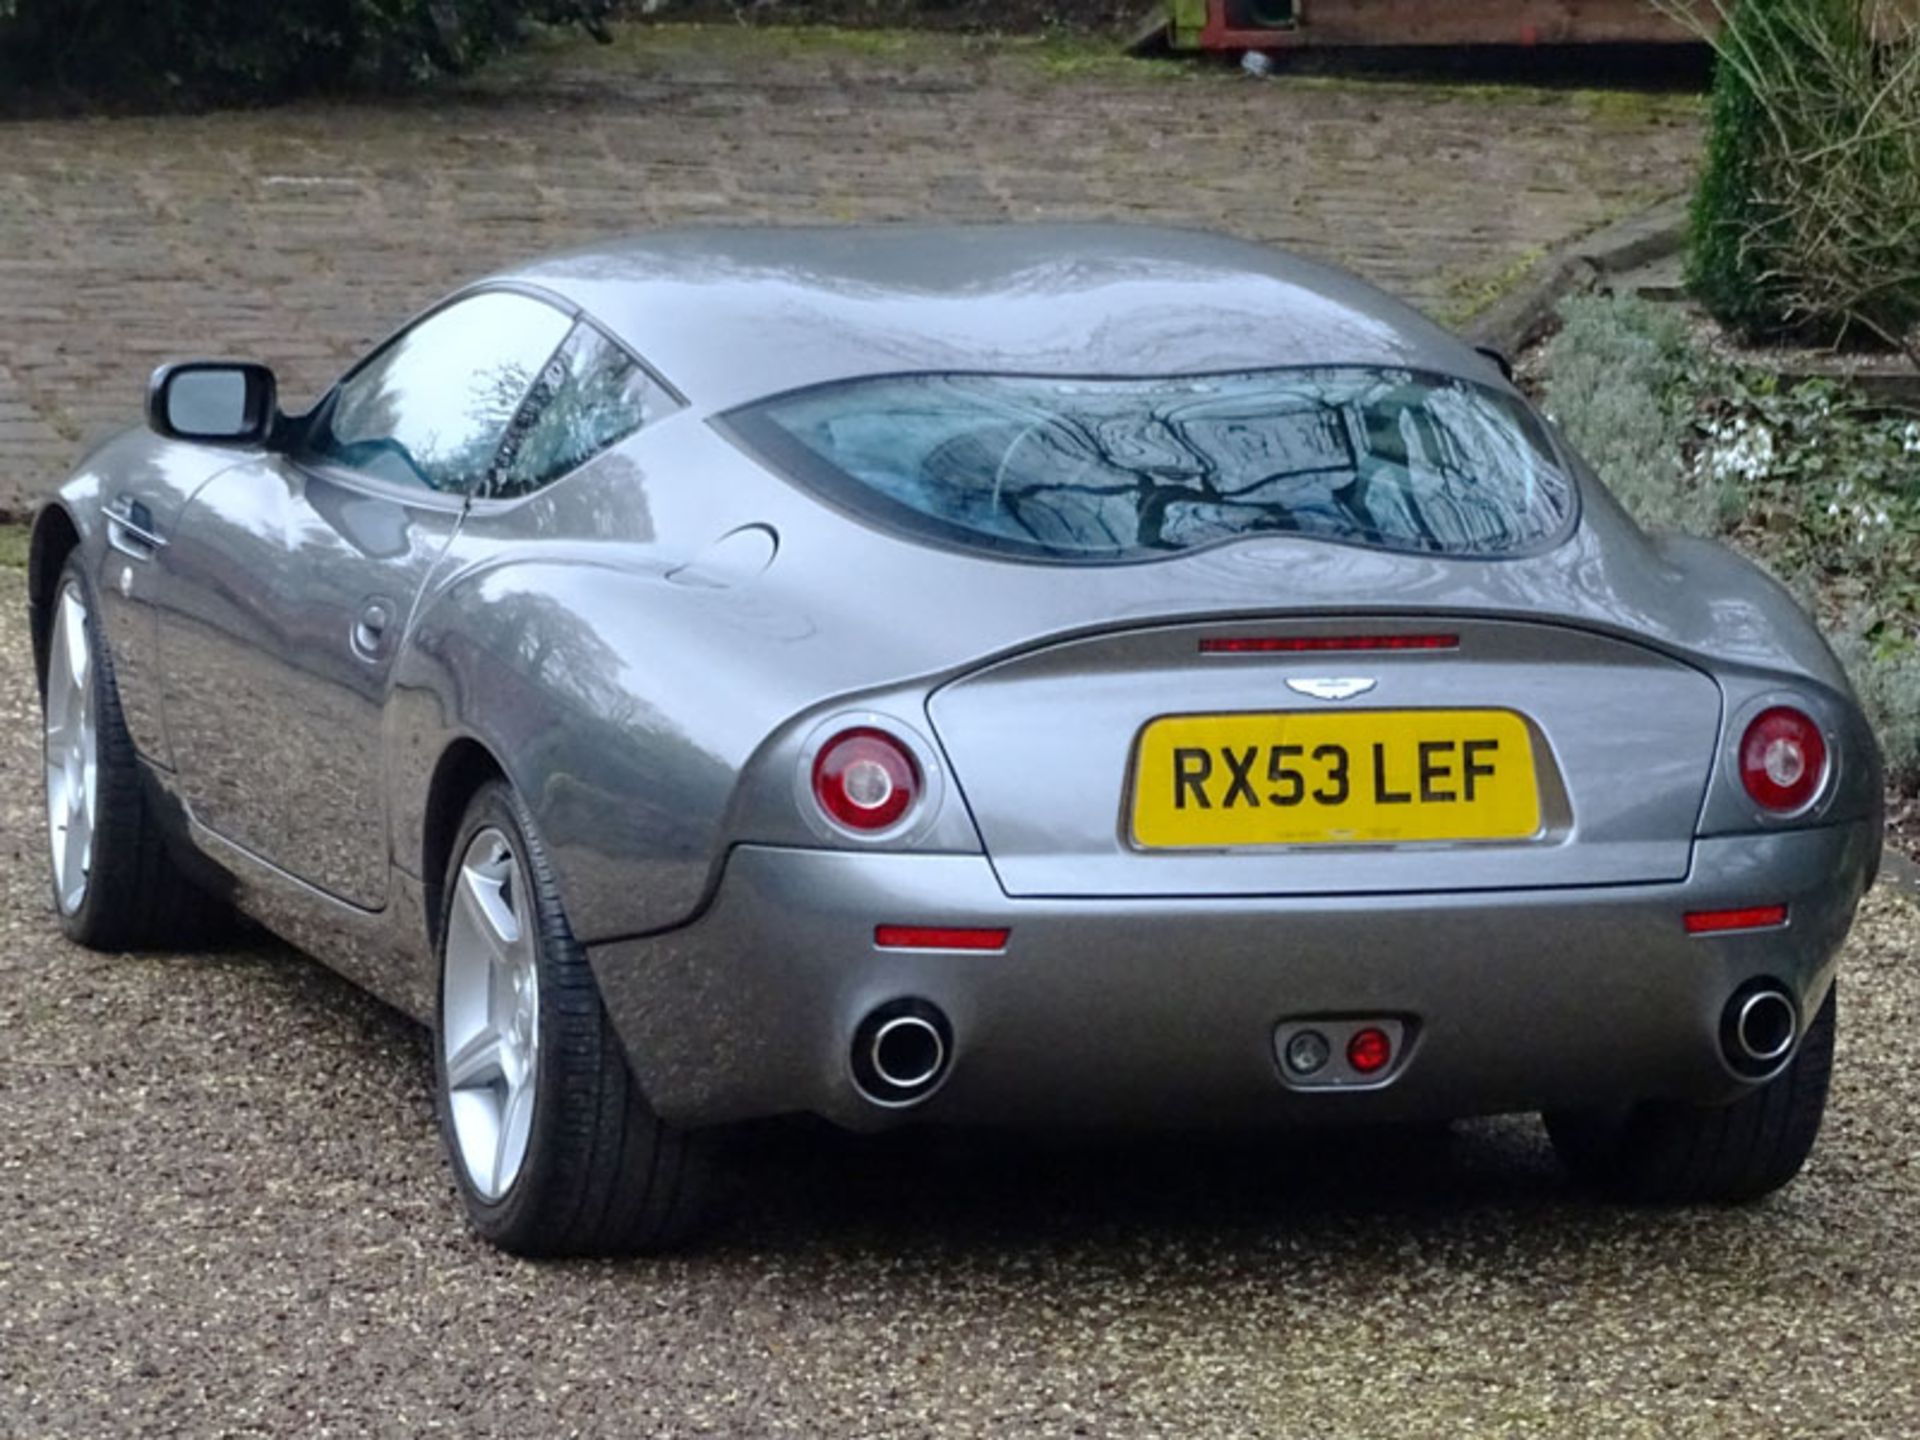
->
[[1705, 418, 1777, 484]]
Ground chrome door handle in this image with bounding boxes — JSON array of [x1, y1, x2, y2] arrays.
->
[[105, 497, 167, 556]]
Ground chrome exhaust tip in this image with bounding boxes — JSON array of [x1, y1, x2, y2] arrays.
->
[[851, 1000, 952, 1107], [1721, 983, 1798, 1078]]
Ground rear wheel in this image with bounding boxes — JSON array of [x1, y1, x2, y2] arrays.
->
[[1546, 986, 1836, 1204], [42, 555, 229, 949], [434, 780, 711, 1255]]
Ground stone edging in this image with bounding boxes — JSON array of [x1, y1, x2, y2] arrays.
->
[[1463, 193, 1689, 357]]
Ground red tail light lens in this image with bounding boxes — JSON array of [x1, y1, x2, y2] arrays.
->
[[812, 728, 920, 832], [1739, 707, 1827, 813]]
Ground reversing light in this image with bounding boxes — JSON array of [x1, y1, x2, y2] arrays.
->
[[1739, 707, 1827, 813], [812, 728, 920, 832], [1200, 633, 1458, 655], [1347, 1026, 1392, 1074], [1283, 1029, 1332, 1076], [1685, 904, 1789, 935], [873, 925, 1010, 952]]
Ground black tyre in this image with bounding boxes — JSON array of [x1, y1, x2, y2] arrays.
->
[[1546, 986, 1836, 1205], [40, 554, 230, 950], [433, 780, 711, 1255]]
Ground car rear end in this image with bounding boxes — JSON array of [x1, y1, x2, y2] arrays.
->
[[585, 361, 1881, 1138], [588, 620, 1876, 1132]]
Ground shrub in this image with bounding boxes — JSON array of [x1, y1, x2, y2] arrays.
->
[[1835, 623, 1920, 791], [1539, 293, 1728, 535], [1663, 0, 1920, 358], [1541, 292, 1920, 795], [0, 0, 615, 105], [1685, 0, 1801, 334]]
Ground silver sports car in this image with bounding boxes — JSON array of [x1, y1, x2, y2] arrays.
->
[[30, 226, 1882, 1254]]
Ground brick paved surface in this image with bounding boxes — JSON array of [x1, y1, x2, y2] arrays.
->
[[0, 26, 1702, 514]]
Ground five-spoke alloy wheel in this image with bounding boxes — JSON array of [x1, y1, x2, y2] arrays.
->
[[433, 781, 711, 1255], [44, 578, 97, 918], [38, 555, 227, 950], [441, 827, 543, 1201]]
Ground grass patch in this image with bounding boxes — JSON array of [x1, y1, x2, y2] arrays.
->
[[466, 20, 1203, 90], [1264, 73, 1702, 119], [1020, 32, 1185, 80], [1435, 245, 1547, 326], [474, 21, 981, 82], [1576, 87, 1703, 128], [467, 21, 1714, 101]]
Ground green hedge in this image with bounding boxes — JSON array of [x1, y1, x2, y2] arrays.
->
[[0, 0, 613, 104], [1683, 0, 1920, 353], [1685, 0, 1787, 333]]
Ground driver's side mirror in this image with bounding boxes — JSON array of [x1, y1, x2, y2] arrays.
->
[[147, 361, 279, 446]]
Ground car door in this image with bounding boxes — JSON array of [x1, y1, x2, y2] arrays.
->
[[154, 289, 574, 908]]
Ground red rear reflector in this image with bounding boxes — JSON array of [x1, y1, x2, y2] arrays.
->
[[1200, 634, 1459, 654], [1684, 905, 1789, 935], [874, 925, 1011, 952], [1347, 1026, 1393, 1074]]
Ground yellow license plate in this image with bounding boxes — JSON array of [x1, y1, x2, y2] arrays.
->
[[1130, 709, 1541, 849]]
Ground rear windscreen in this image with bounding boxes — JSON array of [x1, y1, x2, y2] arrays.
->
[[724, 367, 1576, 563]]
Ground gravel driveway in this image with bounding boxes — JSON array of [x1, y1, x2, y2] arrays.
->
[[2, 560, 1919, 1438]]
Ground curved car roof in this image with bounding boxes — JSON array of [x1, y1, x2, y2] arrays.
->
[[505, 224, 1495, 411]]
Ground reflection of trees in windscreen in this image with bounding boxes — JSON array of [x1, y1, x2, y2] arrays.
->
[[434, 363, 535, 488], [493, 326, 668, 499], [328, 358, 534, 493], [786, 371, 1568, 560], [910, 378, 1543, 556]]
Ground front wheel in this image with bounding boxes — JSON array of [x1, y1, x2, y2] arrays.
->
[[434, 780, 711, 1255], [1546, 986, 1836, 1205], [41, 555, 229, 949]]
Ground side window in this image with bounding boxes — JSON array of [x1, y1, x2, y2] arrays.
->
[[489, 323, 680, 500], [310, 291, 572, 495]]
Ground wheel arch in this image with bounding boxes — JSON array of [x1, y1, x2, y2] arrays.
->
[[27, 503, 83, 698], [420, 736, 509, 951], [390, 556, 767, 947]]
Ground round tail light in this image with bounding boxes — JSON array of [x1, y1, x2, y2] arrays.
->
[[812, 728, 920, 832], [1739, 707, 1827, 813]]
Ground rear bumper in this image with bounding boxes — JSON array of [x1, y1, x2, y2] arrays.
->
[[587, 823, 1877, 1130]]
